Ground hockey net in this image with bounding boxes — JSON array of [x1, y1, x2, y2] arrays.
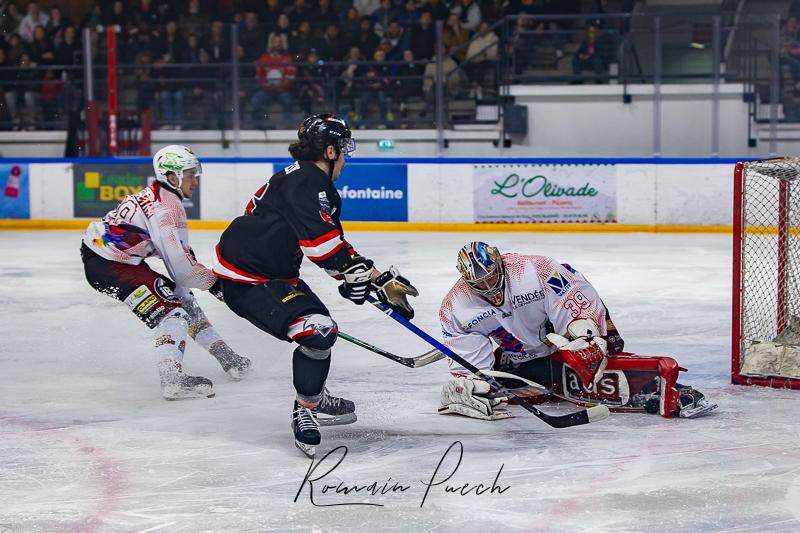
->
[[732, 157, 800, 388]]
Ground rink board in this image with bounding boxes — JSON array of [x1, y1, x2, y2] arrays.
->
[[1, 157, 739, 229]]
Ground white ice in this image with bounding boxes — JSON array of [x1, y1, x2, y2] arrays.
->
[[2, 230, 800, 533]]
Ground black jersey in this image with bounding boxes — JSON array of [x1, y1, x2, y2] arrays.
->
[[213, 161, 357, 282]]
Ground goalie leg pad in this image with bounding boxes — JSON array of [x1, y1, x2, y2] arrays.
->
[[548, 319, 609, 389], [548, 337, 608, 389], [439, 377, 513, 421], [554, 354, 717, 418]]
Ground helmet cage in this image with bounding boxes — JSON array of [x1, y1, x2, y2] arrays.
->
[[465, 268, 504, 299], [338, 137, 356, 158], [457, 242, 505, 302]]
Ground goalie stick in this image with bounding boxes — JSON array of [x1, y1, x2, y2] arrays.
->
[[367, 295, 610, 428], [337, 331, 446, 368]]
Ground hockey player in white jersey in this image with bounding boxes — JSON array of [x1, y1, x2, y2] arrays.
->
[[80, 145, 251, 399], [439, 241, 716, 420]]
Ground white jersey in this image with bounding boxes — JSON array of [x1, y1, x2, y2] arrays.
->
[[82, 183, 216, 290], [439, 253, 608, 375]]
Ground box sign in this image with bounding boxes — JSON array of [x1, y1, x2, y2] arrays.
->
[[473, 164, 617, 223], [336, 164, 407, 222], [0, 164, 30, 219], [72, 164, 201, 219]]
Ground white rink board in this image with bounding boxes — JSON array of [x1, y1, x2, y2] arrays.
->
[[24, 162, 737, 225], [2, 230, 800, 532], [29, 162, 72, 219], [201, 162, 274, 220]]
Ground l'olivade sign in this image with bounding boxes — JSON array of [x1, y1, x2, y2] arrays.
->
[[473, 164, 617, 223]]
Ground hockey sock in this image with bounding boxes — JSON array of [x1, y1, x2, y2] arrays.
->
[[292, 345, 331, 406], [184, 297, 226, 351], [192, 323, 231, 360], [155, 308, 190, 368]]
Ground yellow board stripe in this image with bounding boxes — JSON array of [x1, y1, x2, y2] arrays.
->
[[0, 219, 734, 233], [745, 226, 800, 236]]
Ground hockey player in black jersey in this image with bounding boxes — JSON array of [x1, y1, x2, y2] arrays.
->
[[212, 114, 418, 457]]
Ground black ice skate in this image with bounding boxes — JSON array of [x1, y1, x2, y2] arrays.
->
[[674, 384, 718, 419], [159, 361, 215, 400], [313, 387, 357, 426], [292, 400, 321, 458], [209, 342, 252, 381]]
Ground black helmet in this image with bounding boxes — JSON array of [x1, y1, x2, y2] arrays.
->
[[297, 113, 356, 159]]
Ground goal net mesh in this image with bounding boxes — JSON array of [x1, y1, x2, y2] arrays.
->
[[737, 158, 800, 381]]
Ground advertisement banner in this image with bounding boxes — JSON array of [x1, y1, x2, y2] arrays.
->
[[0, 164, 30, 219], [73, 164, 201, 219], [473, 164, 617, 223], [336, 164, 407, 222]]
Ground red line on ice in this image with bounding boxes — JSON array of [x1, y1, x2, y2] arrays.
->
[[0, 415, 125, 533]]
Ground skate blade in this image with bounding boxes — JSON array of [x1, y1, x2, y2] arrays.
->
[[162, 386, 215, 400], [317, 412, 357, 426], [225, 366, 252, 381], [679, 401, 718, 419], [295, 440, 317, 458]]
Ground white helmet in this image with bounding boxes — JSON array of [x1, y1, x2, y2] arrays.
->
[[152, 145, 201, 198]]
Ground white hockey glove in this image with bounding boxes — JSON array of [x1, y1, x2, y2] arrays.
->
[[438, 376, 512, 421], [547, 318, 608, 389], [373, 266, 419, 320]]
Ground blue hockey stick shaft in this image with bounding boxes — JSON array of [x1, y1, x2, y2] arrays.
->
[[366, 295, 609, 428]]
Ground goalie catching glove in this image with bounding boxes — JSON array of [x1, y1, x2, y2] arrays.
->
[[438, 376, 512, 420], [373, 266, 418, 319], [547, 318, 608, 389]]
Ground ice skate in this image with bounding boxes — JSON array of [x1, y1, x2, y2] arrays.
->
[[292, 400, 321, 458], [159, 360, 215, 400], [674, 384, 717, 419], [209, 341, 252, 380], [312, 387, 356, 426]]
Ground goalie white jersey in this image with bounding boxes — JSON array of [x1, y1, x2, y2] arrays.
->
[[82, 182, 216, 290], [439, 253, 608, 374]]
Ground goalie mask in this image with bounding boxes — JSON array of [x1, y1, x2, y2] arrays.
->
[[152, 145, 202, 199], [457, 241, 506, 306]]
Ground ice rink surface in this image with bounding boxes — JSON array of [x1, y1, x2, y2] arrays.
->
[[2, 230, 800, 533]]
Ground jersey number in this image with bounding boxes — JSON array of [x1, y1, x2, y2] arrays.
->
[[245, 180, 271, 216], [563, 290, 591, 318], [107, 199, 137, 224]]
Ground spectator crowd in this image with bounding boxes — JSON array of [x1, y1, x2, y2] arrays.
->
[[0, 0, 623, 130]]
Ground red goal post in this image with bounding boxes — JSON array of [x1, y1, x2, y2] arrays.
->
[[732, 157, 800, 389]]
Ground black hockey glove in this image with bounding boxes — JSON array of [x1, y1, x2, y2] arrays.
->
[[338, 256, 375, 305], [373, 267, 418, 320], [209, 278, 225, 303]]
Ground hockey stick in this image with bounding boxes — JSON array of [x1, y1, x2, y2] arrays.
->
[[367, 295, 610, 428], [482, 370, 550, 393], [337, 331, 446, 368]]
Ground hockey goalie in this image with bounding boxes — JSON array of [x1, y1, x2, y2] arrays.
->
[[438, 241, 717, 421]]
